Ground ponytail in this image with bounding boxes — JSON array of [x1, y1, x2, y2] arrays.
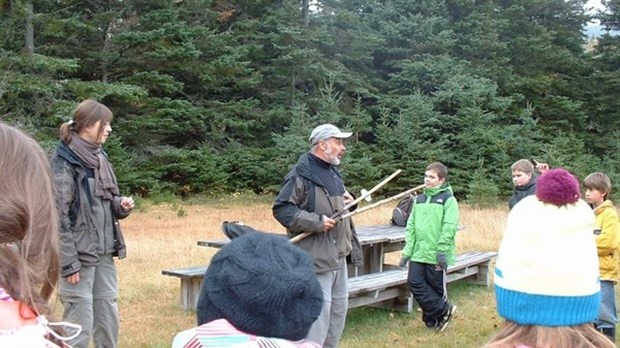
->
[[59, 121, 74, 144]]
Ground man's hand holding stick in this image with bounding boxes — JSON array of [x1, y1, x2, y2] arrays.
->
[[289, 169, 402, 244]]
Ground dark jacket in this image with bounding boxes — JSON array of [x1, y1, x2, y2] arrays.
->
[[273, 153, 363, 273], [509, 176, 537, 210], [51, 142, 129, 277]]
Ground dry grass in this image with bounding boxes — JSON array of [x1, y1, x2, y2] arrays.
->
[[54, 197, 509, 347]]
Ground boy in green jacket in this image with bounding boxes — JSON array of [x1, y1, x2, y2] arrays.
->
[[399, 162, 459, 332]]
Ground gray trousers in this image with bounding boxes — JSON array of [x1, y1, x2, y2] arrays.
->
[[307, 258, 348, 348], [59, 253, 119, 348]]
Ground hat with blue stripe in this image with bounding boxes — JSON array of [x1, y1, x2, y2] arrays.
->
[[494, 168, 600, 326]]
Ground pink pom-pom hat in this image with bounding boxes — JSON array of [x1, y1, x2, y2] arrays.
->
[[535, 168, 581, 206]]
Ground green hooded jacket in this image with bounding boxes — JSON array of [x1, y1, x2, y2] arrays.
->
[[401, 183, 459, 265]]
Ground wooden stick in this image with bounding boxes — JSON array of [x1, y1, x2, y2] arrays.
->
[[289, 169, 402, 244], [339, 183, 426, 220], [332, 169, 401, 219]]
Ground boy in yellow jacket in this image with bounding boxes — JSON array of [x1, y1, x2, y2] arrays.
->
[[584, 172, 620, 342]]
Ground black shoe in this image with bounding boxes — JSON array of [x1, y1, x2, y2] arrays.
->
[[435, 304, 457, 332], [600, 326, 616, 342]]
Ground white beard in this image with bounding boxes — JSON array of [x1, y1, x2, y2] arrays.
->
[[324, 142, 341, 165]]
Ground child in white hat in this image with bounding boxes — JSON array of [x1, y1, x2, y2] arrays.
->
[[486, 168, 615, 348]]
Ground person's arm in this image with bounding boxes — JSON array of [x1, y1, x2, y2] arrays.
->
[[272, 175, 324, 235], [52, 159, 81, 279], [596, 208, 620, 256], [112, 195, 133, 219], [401, 202, 417, 262], [535, 162, 550, 174], [436, 197, 459, 265], [343, 190, 359, 212]]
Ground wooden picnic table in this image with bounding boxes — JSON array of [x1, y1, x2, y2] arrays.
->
[[196, 224, 405, 276], [196, 224, 458, 277], [168, 224, 493, 312]]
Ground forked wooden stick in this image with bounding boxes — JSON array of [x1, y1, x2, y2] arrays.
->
[[338, 183, 425, 220], [289, 170, 403, 244], [332, 169, 401, 220]]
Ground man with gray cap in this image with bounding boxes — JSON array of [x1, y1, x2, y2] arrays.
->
[[273, 123, 363, 348]]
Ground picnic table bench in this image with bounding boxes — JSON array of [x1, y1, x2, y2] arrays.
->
[[162, 224, 496, 312], [161, 265, 208, 311], [347, 251, 496, 312]]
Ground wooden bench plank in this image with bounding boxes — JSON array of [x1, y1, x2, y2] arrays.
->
[[348, 269, 408, 295], [346, 251, 496, 313], [161, 265, 208, 310], [349, 287, 413, 313], [163, 251, 496, 312], [162, 265, 208, 279]]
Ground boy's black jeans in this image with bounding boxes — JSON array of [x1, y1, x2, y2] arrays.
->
[[407, 261, 449, 326]]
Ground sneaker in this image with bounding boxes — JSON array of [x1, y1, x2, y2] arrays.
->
[[435, 304, 457, 332], [425, 320, 437, 329]]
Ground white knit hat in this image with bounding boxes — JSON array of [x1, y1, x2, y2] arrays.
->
[[494, 168, 600, 326]]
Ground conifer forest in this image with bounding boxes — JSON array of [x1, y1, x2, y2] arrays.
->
[[1, 0, 619, 204]]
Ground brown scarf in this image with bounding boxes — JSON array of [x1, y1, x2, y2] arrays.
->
[[68, 133, 119, 200]]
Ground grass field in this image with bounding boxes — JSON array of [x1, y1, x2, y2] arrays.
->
[[47, 195, 613, 347]]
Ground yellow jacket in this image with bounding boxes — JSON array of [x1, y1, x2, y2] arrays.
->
[[594, 200, 620, 282]]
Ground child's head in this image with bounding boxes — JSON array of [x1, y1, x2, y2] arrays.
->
[[196, 232, 323, 341], [583, 172, 612, 205], [424, 162, 447, 188], [486, 321, 615, 348], [0, 123, 59, 316], [510, 159, 534, 187], [489, 169, 608, 347]]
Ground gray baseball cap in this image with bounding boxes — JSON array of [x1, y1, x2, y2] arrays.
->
[[309, 124, 352, 145]]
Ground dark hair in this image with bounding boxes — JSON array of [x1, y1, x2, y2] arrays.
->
[[0, 123, 59, 317], [583, 172, 612, 201], [59, 99, 113, 144], [426, 161, 448, 180]]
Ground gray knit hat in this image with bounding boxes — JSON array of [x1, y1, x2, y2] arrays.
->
[[309, 124, 352, 145], [196, 233, 323, 341]]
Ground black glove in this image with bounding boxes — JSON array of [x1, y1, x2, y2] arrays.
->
[[437, 253, 447, 270], [399, 257, 408, 268]]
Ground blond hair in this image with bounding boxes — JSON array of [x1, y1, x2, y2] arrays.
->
[[485, 320, 615, 348]]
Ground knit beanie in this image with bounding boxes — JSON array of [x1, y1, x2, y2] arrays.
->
[[494, 168, 600, 326], [196, 232, 323, 341]]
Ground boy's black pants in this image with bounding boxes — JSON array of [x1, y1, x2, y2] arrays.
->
[[407, 261, 449, 326]]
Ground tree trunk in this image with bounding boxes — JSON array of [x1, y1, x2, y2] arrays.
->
[[302, 0, 309, 27], [24, 1, 34, 54], [101, 22, 112, 83]]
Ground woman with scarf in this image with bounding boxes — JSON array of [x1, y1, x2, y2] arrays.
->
[[51, 99, 134, 348]]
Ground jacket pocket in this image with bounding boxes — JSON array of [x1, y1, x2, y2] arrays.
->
[[74, 224, 99, 265]]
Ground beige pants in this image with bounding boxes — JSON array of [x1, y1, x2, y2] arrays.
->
[[59, 253, 119, 348]]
